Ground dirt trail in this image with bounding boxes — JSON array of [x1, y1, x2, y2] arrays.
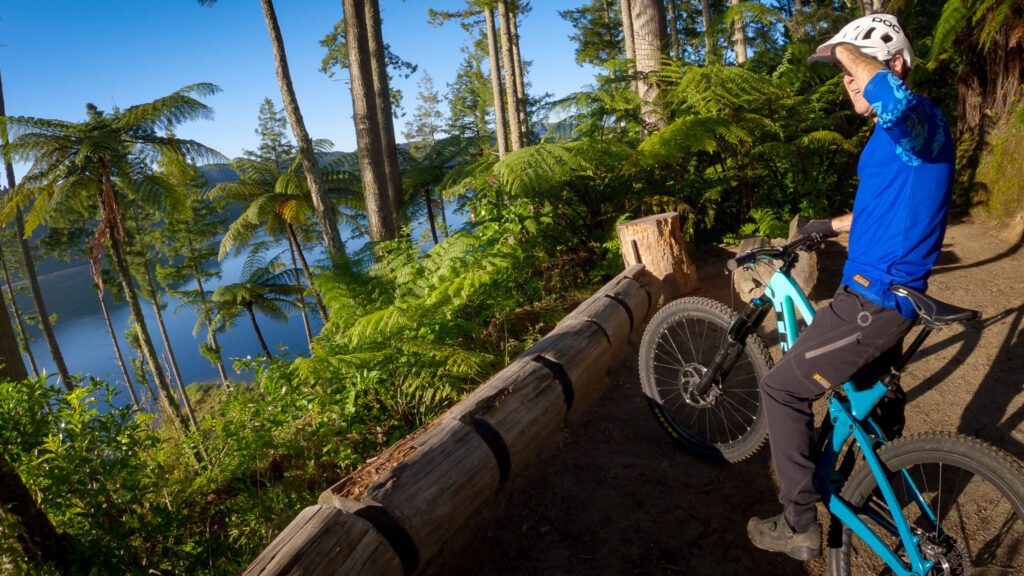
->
[[429, 218, 1024, 576]]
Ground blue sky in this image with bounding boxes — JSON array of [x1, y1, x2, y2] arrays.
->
[[0, 1, 599, 166]]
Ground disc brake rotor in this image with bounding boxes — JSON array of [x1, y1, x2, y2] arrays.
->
[[679, 364, 719, 407]]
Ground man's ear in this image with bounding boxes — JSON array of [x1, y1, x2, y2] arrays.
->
[[888, 54, 907, 79]]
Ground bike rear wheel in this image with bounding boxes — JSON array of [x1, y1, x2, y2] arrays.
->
[[639, 297, 772, 462], [827, 432, 1024, 576]]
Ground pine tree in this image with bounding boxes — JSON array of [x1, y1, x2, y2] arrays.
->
[[446, 42, 492, 150], [559, 0, 624, 67], [405, 71, 447, 244], [405, 72, 446, 157], [245, 97, 296, 167]]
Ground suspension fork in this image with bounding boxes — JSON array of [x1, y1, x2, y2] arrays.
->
[[692, 297, 773, 396]]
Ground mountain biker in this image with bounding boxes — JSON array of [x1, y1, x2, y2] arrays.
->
[[746, 14, 956, 561]]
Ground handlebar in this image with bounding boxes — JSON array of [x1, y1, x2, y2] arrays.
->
[[726, 232, 839, 272]]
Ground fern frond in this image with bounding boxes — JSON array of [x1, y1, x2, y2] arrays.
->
[[930, 0, 970, 60]]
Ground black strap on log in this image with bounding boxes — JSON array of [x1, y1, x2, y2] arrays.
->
[[354, 505, 420, 575], [585, 318, 611, 345], [532, 354, 574, 413], [604, 293, 635, 331], [468, 417, 512, 482]]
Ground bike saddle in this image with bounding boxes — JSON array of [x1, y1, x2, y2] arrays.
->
[[891, 285, 980, 326]]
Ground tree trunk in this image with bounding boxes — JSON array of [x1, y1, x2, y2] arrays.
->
[[667, 0, 680, 60], [508, 7, 529, 144], [344, 0, 396, 242], [631, 0, 667, 131], [146, 264, 187, 398], [364, 0, 404, 223], [260, 0, 345, 256], [190, 256, 229, 388], [165, 349, 200, 433], [287, 237, 314, 347], [483, 7, 509, 158], [953, 24, 1024, 196], [247, 305, 272, 359], [13, 212, 69, 388], [621, 0, 638, 93], [700, 0, 714, 64], [872, 0, 885, 12], [0, 246, 37, 377], [209, 330, 229, 386], [0, 451, 73, 572], [730, 0, 747, 64], [0, 279, 25, 383], [0, 76, 70, 386], [439, 194, 449, 239], [97, 163, 189, 434], [286, 223, 329, 322], [424, 187, 439, 245], [498, 0, 525, 151], [96, 286, 139, 410]]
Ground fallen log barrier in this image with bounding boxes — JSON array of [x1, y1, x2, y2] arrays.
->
[[244, 213, 693, 575]]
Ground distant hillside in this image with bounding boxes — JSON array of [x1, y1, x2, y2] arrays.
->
[[198, 163, 238, 186], [198, 151, 358, 187]]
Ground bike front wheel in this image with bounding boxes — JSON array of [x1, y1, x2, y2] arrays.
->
[[827, 432, 1024, 576], [638, 297, 773, 463]]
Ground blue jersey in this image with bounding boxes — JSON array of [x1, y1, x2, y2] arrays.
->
[[842, 69, 955, 318]]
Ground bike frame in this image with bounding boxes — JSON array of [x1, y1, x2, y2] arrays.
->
[[761, 268, 937, 576]]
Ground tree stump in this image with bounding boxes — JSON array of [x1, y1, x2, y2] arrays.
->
[[616, 212, 698, 303]]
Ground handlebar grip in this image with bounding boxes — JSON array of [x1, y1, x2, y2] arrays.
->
[[726, 252, 756, 271]]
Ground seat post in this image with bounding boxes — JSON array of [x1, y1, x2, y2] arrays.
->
[[882, 325, 933, 389]]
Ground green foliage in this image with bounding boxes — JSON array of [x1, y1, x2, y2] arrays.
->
[[5, 3, 1012, 574], [404, 71, 446, 158], [723, 207, 790, 243], [319, 18, 418, 115], [244, 97, 296, 166], [558, 0, 624, 67], [931, 0, 1023, 59]]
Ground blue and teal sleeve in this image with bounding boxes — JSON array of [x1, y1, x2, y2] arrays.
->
[[864, 69, 943, 164]]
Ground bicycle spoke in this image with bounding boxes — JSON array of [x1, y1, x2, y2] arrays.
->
[[656, 389, 681, 402], [681, 317, 699, 361], [663, 323, 688, 362], [720, 394, 756, 420], [654, 347, 684, 369], [719, 397, 750, 438], [714, 403, 734, 443], [699, 319, 710, 359]]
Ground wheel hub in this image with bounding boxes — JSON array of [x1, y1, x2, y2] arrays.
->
[[919, 531, 970, 576], [679, 364, 720, 407]]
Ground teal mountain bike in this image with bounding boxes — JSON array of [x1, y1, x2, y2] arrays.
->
[[639, 233, 1024, 575]]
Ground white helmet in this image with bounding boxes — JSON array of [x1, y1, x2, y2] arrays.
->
[[808, 14, 915, 68]]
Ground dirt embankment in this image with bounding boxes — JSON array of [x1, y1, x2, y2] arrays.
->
[[427, 217, 1024, 576]]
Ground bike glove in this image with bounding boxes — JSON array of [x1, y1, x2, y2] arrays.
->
[[800, 219, 835, 236]]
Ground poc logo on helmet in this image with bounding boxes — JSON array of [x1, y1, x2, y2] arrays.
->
[[871, 16, 902, 34]]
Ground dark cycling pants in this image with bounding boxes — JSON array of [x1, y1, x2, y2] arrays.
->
[[759, 285, 915, 532]]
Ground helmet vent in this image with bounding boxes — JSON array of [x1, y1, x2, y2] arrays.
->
[[863, 28, 875, 40], [880, 33, 893, 43]]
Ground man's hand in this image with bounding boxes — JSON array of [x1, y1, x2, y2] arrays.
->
[[800, 219, 836, 237], [833, 43, 885, 94]]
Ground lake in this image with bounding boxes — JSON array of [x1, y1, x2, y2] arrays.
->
[[14, 211, 460, 403]]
